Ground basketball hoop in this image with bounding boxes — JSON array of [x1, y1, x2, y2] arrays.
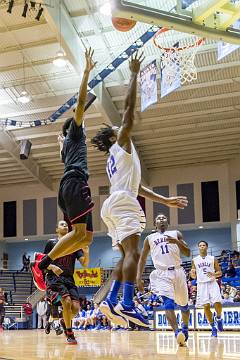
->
[[153, 28, 205, 84]]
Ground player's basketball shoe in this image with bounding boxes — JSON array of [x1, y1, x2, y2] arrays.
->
[[34, 252, 45, 263], [211, 326, 218, 337], [114, 302, 149, 328], [100, 299, 127, 327], [181, 323, 189, 341], [66, 330, 77, 345], [175, 329, 186, 347], [216, 317, 224, 332], [30, 258, 46, 292]]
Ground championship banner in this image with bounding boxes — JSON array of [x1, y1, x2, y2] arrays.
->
[[217, 42, 240, 61], [74, 268, 101, 287], [140, 60, 158, 112], [160, 63, 181, 98]]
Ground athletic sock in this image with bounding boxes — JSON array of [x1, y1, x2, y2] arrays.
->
[[107, 280, 121, 305], [210, 322, 215, 327], [38, 255, 52, 270], [122, 281, 134, 308]]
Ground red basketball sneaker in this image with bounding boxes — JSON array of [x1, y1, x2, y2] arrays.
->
[[30, 260, 46, 292], [34, 252, 45, 263]]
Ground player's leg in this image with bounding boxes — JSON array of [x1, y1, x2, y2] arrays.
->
[[61, 295, 77, 344], [210, 281, 223, 332], [114, 234, 149, 327], [175, 268, 190, 344], [198, 282, 218, 337]]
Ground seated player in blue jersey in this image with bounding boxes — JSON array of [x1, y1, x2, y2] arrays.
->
[[91, 52, 188, 328]]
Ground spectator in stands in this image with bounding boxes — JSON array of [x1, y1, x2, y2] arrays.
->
[[36, 298, 48, 329], [0, 288, 6, 331], [189, 285, 197, 305], [20, 252, 30, 272], [225, 263, 237, 278], [222, 292, 234, 304], [225, 284, 237, 299], [233, 290, 240, 303], [232, 252, 240, 268], [220, 284, 226, 297]]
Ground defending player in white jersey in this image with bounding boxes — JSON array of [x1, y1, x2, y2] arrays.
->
[[191, 241, 223, 337], [91, 52, 188, 328], [137, 214, 190, 346]]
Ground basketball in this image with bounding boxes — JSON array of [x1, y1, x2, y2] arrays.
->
[[112, 17, 136, 32]]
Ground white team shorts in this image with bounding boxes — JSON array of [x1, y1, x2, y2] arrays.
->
[[149, 267, 188, 307], [196, 281, 222, 307], [101, 191, 146, 248]]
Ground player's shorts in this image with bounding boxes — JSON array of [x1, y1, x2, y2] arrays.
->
[[46, 275, 79, 302], [196, 281, 222, 307], [149, 267, 188, 307], [101, 190, 146, 248], [58, 169, 94, 224]]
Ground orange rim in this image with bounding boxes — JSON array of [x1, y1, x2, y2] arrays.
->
[[153, 27, 205, 52]]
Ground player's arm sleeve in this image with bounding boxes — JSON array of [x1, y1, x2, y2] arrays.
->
[[43, 240, 54, 255], [68, 119, 84, 141]]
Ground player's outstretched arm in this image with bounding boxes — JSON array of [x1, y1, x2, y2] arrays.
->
[[138, 184, 188, 209], [117, 51, 144, 150], [136, 237, 150, 292], [190, 261, 197, 279], [74, 48, 96, 127]]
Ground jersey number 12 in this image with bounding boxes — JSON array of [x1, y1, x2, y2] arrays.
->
[[107, 155, 117, 178]]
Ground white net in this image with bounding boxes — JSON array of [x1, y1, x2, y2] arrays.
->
[[153, 28, 204, 85]]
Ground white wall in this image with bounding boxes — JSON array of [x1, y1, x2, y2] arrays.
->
[[0, 159, 239, 248]]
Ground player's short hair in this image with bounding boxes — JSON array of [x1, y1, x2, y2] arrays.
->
[[154, 213, 168, 225], [91, 124, 115, 153], [62, 117, 73, 137], [198, 240, 208, 247]]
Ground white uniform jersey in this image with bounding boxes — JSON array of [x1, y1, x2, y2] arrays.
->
[[193, 255, 215, 283], [107, 141, 141, 198], [148, 230, 181, 269]]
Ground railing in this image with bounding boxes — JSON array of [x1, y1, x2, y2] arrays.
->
[[4, 305, 24, 319]]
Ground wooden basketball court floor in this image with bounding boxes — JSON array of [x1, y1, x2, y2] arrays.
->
[[0, 330, 239, 360]]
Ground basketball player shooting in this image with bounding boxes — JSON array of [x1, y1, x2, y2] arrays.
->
[[31, 48, 95, 291], [91, 51, 188, 328], [137, 214, 190, 346], [191, 241, 223, 337]]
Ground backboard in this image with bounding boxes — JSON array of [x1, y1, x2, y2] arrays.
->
[[111, 0, 240, 44]]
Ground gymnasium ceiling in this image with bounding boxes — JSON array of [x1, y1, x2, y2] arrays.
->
[[0, 0, 240, 189]]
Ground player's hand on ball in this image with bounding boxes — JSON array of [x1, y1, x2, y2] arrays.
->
[[136, 278, 144, 293], [48, 264, 63, 276], [166, 196, 188, 209], [129, 51, 145, 74]]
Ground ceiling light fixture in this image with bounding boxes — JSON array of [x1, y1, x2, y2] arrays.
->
[[53, 0, 67, 68], [99, 2, 112, 16], [198, 226, 204, 229], [18, 90, 31, 104], [22, 1, 28, 17], [53, 50, 67, 67], [7, 0, 14, 14], [35, 5, 43, 21], [18, 54, 31, 104]]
